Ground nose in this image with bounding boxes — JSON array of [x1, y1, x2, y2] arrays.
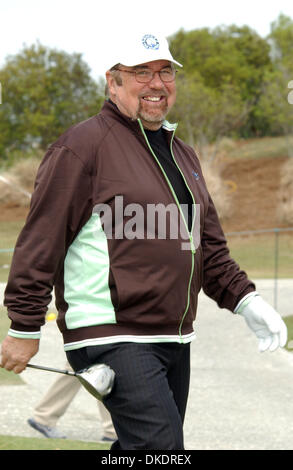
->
[[148, 71, 165, 88]]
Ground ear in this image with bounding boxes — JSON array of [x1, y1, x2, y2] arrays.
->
[[106, 71, 117, 99]]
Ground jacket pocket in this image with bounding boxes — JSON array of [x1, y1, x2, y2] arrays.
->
[[108, 266, 122, 311]]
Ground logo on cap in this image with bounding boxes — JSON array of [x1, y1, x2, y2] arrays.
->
[[142, 34, 160, 50]]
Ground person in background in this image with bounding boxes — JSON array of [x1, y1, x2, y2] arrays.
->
[[27, 360, 116, 442]]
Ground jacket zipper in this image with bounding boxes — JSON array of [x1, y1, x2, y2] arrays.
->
[[138, 119, 196, 342]]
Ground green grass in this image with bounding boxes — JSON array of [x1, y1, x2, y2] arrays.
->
[[0, 434, 110, 450], [226, 135, 292, 160], [0, 220, 25, 282], [226, 233, 293, 279]]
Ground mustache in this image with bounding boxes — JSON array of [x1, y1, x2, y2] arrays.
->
[[139, 90, 168, 98]]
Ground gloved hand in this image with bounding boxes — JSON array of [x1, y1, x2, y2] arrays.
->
[[235, 294, 288, 352]]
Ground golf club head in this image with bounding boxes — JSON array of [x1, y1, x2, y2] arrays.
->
[[76, 364, 115, 401]]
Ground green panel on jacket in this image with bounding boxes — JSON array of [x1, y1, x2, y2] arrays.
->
[[64, 213, 116, 329]]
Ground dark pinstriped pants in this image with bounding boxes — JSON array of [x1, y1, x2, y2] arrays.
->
[[67, 342, 190, 450]]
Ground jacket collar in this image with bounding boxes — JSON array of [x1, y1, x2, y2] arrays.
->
[[101, 99, 177, 140]]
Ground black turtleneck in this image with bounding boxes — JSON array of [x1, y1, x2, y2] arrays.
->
[[107, 101, 193, 231], [145, 128, 193, 231]]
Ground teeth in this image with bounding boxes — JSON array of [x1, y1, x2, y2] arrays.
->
[[143, 96, 161, 102]]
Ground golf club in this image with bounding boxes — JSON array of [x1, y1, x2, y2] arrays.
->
[[27, 362, 115, 401]]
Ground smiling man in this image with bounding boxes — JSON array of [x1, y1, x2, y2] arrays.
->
[[106, 60, 177, 129], [0, 32, 287, 450]]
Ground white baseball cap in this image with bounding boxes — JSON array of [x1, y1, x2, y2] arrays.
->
[[105, 32, 183, 70]]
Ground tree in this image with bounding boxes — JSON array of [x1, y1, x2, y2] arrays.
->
[[269, 14, 293, 70], [0, 43, 105, 161], [255, 14, 293, 153], [169, 25, 272, 137], [170, 71, 248, 160]]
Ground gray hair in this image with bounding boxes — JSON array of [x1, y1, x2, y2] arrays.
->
[[105, 64, 122, 97]]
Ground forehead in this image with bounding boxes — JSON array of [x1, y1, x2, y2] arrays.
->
[[127, 60, 172, 70]]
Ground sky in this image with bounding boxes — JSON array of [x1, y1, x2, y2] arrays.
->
[[1, 0, 293, 80]]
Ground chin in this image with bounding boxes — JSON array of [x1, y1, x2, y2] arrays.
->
[[140, 110, 168, 124], [139, 100, 169, 121]]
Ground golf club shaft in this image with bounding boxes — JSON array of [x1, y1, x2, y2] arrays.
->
[[27, 363, 76, 376]]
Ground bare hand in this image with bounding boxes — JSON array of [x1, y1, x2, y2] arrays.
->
[[0, 336, 39, 373]]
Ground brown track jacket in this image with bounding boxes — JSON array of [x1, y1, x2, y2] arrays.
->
[[4, 100, 255, 350]]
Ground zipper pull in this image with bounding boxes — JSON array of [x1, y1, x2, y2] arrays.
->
[[190, 237, 196, 254]]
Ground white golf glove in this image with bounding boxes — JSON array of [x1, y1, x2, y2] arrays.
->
[[235, 293, 288, 352]]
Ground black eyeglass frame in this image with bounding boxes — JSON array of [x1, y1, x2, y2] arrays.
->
[[113, 67, 178, 83]]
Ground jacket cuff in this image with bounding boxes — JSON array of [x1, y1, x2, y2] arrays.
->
[[233, 291, 259, 314], [8, 328, 41, 340]]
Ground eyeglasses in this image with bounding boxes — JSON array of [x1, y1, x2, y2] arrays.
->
[[114, 67, 177, 83]]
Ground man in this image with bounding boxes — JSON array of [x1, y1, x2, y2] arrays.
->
[[0, 32, 287, 450]]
